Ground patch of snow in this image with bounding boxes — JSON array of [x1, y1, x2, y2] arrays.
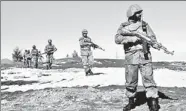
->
[[94, 60, 102, 64], [1, 68, 186, 92], [61, 62, 67, 64]]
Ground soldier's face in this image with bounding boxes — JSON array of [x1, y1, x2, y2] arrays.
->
[[135, 11, 142, 21], [83, 33, 88, 37], [48, 42, 52, 45]]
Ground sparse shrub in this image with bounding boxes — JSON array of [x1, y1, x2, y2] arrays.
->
[[66, 54, 69, 58], [12, 47, 23, 62]]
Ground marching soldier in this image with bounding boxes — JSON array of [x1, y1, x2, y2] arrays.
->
[[23, 50, 28, 67], [26, 50, 32, 68], [115, 4, 160, 111], [31, 45, 39, 68], [44, 39, 57, 69], [79, 29, 94, 76]]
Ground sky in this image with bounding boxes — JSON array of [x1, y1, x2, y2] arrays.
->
[[1, 1, 186, 61]]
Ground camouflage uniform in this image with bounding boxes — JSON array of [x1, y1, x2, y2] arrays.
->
[[23, 50, 28, 67], [31, 46, 39, 68], [115, 5, 158, 99], [26, 50, 32, 68], [44, 42, 57, 69], [79, 29, 94, 75]]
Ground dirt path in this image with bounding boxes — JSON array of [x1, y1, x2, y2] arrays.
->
[[1, 86, 186, 111]]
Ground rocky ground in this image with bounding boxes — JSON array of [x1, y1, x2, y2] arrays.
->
[[1, 59, 186, 111], [1, 86, 186, 111]]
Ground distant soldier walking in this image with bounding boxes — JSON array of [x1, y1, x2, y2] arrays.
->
[[115, 4, 160, 111], [31, 45, 39, 68], [23, 50, 28, 67], [44, 39, 57, 69], [26, 50, 32, 68], [79, 29, 95, 76]]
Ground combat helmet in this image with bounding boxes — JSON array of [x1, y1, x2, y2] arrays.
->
[[127, 4, 143, 18], [32, 45, 36, 48], [82, 29, 88, 34], [48, 39, 52, 43]]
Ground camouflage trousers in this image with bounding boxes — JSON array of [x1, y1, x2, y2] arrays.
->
[[125, 63, 158, 98], [81, 52, 94, 73], [46, 54, 54, 69], [32, 56, 38, 68]]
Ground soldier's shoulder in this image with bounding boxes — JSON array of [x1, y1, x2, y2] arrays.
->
[[79, 37, 84, 41]]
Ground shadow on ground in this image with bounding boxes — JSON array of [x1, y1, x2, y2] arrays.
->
[[134, 91, 178, 107], [88, 72, 105, 76]]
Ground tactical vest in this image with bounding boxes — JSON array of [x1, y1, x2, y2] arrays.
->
[[80, 37, 92, 51], [46, 45, 55, 54], [123, 21, 150, 60], [31, 49, 38, 56]]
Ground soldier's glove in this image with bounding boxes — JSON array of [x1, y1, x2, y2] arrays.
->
[[92, 44, 98, 49]]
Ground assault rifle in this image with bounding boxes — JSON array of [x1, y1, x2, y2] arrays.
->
[[91, 42, 105, 51], [123, 30, 174, 55], [41, 50, 56, 55]]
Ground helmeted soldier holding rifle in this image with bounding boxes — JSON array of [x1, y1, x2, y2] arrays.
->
[[31, 45, 39, 68], [23, 50, 28, 67], [114, 4, 173, 111], [79, 29, 105, 76], [26, 50, 32, 68], [44, 39, 57, 70]]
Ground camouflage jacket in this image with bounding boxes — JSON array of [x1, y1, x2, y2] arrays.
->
[[31, 49, 39, 56], [115, 21, 157, 64], [44, 44, 57, 55], [79, 36, 92, 56]]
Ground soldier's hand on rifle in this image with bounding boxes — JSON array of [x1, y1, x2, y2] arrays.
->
[[91, 44, 97, 49]]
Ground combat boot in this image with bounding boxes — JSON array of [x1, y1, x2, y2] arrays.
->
[[46, 65, 49, 70], [123, 97, 136, 111], [85, 71, 89, 76], [89, 69, 94, 75], [147, 98, 160, 111]]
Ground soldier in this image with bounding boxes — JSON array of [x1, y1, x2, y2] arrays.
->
[[72, 50, 78, 58], [44, 39, 57, 69], [23, 50, 28, 67], [115, 4, 160, 111], [26, 50, 32, 68], [79, 29, 94, 76], [31, 45, 39, 68]]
